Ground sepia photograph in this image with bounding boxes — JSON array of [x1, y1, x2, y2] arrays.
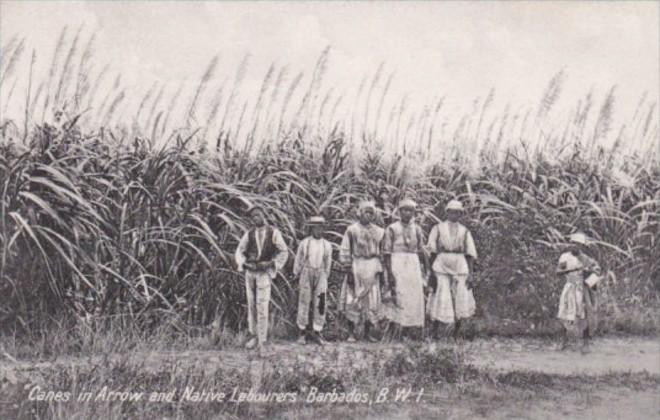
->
[[0, 1, 658, 419]]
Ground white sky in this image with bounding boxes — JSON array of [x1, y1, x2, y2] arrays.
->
[[1, 0, 659, 138]]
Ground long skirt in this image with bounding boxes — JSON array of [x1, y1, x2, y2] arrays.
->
[[427, 272, 475, 323], [389, 253, 425, 327], [557, 279, 585, 321], [339, 258, 382, 325]]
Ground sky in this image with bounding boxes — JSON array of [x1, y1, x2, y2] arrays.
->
[[0, 1, 658, 139]]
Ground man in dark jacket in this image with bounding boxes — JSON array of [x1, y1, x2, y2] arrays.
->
[[235, 205, 288, 355]]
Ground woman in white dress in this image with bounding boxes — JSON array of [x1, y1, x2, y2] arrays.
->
[[382, 199, 429, 340], [338, 201, 385, 342], [426, 200, 478, 339]]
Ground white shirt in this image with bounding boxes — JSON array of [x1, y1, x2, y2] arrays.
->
[[426, 221, 477, 275], [293, 237, 333, 280], [307, 238, 326, 268], [255, 227, 267, 257]]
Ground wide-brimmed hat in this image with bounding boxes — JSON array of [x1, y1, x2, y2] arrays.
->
[[445, 200, 464, 212], [307, 216, 326, 225], [569, 232, 589, 245], [398, 198, 417, 210]]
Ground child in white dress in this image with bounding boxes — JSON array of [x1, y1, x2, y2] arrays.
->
[[557, 232, 602, 353]]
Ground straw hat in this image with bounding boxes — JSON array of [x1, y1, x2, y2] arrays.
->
[[307, 216, 326, 225], [445, 200, 464, 212], [398, 198, 417, 210], [358, 200, 376, 212]]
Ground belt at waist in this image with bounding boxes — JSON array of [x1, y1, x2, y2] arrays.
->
[[301, 265, 325, 270], [438, 251, 464, 255], [353, 256, 381, 260], [245, 268, 272, 273]]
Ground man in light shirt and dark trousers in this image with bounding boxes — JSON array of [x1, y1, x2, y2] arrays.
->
[[293, 216, 333, 345], [234, 204, 288, 355]]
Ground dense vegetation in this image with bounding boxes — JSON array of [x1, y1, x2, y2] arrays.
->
[[1, 29, 658, 339]]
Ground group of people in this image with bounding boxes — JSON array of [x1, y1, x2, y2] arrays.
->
[[234, 198, 602, 355]]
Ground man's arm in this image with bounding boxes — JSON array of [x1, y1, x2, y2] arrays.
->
[[292, 239, 306, 278], [271, 229, 289, 272], [235, 231, 250, 272], [322, 240, 333, 281]]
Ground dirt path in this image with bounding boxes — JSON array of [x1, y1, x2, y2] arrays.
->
[[463, 336, 660, 376], [357, 387, 660, 420], [1, 336, 658, 377], [1, 337, 658, 419]]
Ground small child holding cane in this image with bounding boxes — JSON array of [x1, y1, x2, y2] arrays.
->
[[557, 232, 602, 353]]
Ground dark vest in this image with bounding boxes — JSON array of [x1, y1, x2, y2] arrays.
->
[[246, 226, 277, 262]]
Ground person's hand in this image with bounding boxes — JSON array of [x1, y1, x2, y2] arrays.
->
[[243, 262, 257, 271]]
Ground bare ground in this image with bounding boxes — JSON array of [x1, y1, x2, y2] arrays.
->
[[463, 336, 659, 375], [1, 336, 658, 419], [2, 336, 657, 375]]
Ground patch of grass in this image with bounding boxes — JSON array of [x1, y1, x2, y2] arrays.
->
[[496, 370, 660, 391], [2, 339, 659, 419]]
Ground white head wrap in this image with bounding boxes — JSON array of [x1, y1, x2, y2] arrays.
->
[[445, 200, 464, 212], [358, 200, 376, 213], [398, 198, 417, 210]]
